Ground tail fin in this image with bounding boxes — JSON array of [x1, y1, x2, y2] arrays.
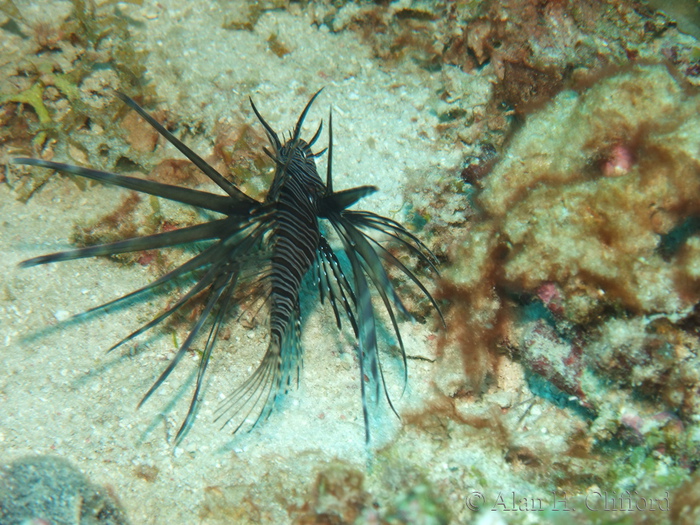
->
[[214, 305, 302, 434]]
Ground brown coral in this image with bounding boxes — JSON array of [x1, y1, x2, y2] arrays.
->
[[436, 64, 700, 461]]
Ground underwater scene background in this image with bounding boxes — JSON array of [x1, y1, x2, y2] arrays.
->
[[2, 0, 700, 523]]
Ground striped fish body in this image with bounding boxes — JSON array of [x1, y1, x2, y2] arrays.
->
[[266, 140, 325, 395], [268, 141, 324, 344], [14, 90, 444, 443]]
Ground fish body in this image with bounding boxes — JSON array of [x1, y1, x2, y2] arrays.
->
[[14, 90, 443, 444], [269, 139, 323, 356]]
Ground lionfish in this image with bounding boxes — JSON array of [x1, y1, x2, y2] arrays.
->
[[14, 90, 443, 444]]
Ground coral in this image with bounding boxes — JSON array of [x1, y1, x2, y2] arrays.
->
[[671, 471, 700, 525], [70, 193, 171, 268], [0, 455, 129, 525], [477, 64, 700, 318], [423, 63, 700, 510], [0, 0, 150, 200], [210, 122, 271, 201], [644, 0, 700, 41], [294, 463, 370, 524], [199, 484, 261, 524], [267, 33, 291, 58], [221, 0, 289, 31], [132, 464, 158, 483], [442, 0, 700, 153], [329, 2, 445, 70]]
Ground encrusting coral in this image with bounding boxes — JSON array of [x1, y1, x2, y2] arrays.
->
[[436, 63, 700, 475]]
